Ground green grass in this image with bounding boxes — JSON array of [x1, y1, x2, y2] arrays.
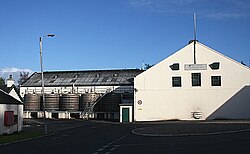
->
[[0, 131, 43, 144]]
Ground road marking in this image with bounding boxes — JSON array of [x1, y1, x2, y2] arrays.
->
[[61, 134, 69, 137], [91, 124, 111, 129], [93, 136, 126, 154], [97, 148, 105, 152], [110, 148, 116, 151], [52, 137, 63, 140]]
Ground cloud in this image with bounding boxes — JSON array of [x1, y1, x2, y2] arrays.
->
[[0, 67, 33, 73], [128, 0, 250, 20], [0, 67, 33, 84], [205, 12, 246, 20], [128, 0, 195, 15]]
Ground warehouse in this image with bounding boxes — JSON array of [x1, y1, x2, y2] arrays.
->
[[134, 41, 250, 121], [20, 69, 142, 120]]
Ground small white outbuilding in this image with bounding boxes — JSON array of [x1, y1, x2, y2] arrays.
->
[[0, 89, 23, 135], [134, 41, 250, 121]]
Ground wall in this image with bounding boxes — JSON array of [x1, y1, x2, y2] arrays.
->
[[20, 85, 134, 97], [0, 104, 23, 135], [134, 42, 250, 121]]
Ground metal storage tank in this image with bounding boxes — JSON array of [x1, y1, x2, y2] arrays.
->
[[60, 93, 79, 111], [80, 93, 101, 111], [95, 93, 121, 112], [24, 93, 41, 111], [43, 94, 60, 111]]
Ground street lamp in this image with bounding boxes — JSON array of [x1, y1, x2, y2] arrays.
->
[[39, 34, 55, 135]]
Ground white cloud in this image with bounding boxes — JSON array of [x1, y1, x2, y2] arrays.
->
[[0, 67, 33, 84], [127, 0, 250, 20], [128, 0, 198, 15], [0, 67, 33, 73], [205, 12, 246, 20]]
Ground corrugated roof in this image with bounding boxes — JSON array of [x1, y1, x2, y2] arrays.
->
[[21, 69, 143, 87]]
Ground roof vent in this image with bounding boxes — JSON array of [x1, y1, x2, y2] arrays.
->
[[169, 63, 179, 70]]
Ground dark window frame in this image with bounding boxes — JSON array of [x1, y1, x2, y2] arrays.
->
[[14, 115, 18, 124], [211, 76, 221, 86], [172, 76, 182, 87], [192, 73, 201, 87]]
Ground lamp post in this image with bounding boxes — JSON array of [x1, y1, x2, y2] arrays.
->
[[39, 34, 55, 135]]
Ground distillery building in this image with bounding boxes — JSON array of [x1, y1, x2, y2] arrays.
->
[[134, 41, 250, 121], [20, 69, 142, 120]]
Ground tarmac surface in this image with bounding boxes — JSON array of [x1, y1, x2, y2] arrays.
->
[[132, 120, 250, 136], [22, 119, 250, 137], [2, 119, 250, 153]]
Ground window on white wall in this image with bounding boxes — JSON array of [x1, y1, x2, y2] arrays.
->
[[211, 76, 221, 86], [192, 73, 201, 86], [4, 111, 14, 126], [172, 77, 182, 87]]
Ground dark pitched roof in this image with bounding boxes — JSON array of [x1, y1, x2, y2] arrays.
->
[[0, 85, 23, 102], [0, 85, 12, 93], [0, 89, 23, 105], [21, 69, 143, 87]]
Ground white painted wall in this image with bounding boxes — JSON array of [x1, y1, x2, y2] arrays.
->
[[20, 85, 134, 97], [0, 104, 23, 135], [134, 42, 250, 121]]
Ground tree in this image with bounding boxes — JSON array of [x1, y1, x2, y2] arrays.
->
[[0, 77, 5, 85], [18, 71, 29, 85], [144, 64, 154, 70]]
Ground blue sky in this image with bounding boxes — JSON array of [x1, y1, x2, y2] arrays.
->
[[0, 0, 250, 75]]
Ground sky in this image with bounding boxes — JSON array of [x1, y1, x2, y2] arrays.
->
[[0, 0, 250, 77]]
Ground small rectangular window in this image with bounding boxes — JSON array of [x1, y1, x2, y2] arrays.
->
[[192, 73, 201, 86], [211, 76, 221, 86], [14, 115, 18, 124], [172, 77, 182, 87]]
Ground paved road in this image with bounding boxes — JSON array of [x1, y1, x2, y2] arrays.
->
[[1, 119, 250, 154]]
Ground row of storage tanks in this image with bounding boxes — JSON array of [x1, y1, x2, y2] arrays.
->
[[24, 92, 125, 112]]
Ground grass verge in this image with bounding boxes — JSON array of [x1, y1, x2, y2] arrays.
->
[[0, 131, 43, 144]]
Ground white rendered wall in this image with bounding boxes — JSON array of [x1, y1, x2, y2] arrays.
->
[[0, 104, 23, 135], [134, 42, 250, 121], [20, 85, 134, 97]]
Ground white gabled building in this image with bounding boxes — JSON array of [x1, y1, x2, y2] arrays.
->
[[134, 41, 250, 121], [0, 89, 23, 135]]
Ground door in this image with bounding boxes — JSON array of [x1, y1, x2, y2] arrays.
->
[[122, 108, 129, 122]]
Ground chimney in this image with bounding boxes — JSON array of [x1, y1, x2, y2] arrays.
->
[[6, 75, 15, 87]]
